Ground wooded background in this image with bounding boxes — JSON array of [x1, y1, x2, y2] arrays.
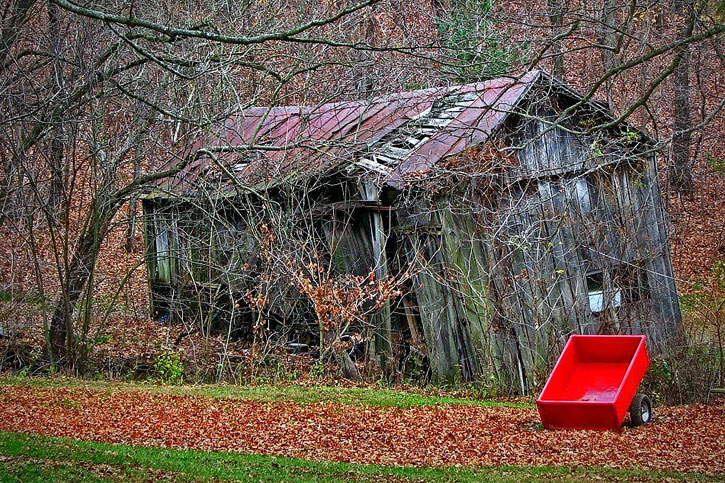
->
[[0, 0, 722, 396]]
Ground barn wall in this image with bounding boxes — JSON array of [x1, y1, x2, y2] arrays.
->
[[499, 121, 681, 390], [141, 115, 681, 394], [399, 118, 681, 392], [399, 202, 493, 384]]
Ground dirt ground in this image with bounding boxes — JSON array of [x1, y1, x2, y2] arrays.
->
[[0, 384, 722, 475]]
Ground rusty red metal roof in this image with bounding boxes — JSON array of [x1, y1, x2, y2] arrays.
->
[[155, 71, 541, 195]]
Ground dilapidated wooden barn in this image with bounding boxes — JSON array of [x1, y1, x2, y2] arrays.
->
[[142, 70, 681, 392]]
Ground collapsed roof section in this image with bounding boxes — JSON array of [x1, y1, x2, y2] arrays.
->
[[153, 70, 559, 195]]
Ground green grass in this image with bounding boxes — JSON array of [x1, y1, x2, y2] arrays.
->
[[0, 431, 713, 482], [0, 375, 533, 409], [0, 290, 47, 306]]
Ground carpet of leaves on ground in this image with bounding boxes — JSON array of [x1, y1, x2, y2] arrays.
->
[[0, 384, 722, 475]]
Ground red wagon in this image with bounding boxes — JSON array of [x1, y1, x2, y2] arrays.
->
[[537, 335, 652, 431]]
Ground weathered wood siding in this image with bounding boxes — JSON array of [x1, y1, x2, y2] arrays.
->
[[399, 117, 681, 392]]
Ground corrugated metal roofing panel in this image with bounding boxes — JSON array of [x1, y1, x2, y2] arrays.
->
[[388, 72, 538, 186], [157, 71, 542, 194]]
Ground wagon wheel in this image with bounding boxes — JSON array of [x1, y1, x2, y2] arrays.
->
[[629, 393, 652, 426]]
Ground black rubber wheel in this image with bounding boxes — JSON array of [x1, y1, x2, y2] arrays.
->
[[629, 393, 652, 426]]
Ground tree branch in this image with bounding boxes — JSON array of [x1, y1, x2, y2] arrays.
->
[[50, 0, 379, 46]]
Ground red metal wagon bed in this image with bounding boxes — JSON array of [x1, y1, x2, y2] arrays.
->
[[537, 335, 652, 431]]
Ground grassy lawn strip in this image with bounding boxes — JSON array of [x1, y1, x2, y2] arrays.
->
[[0, 375, 532, 409], [0, 431, 708, 482]]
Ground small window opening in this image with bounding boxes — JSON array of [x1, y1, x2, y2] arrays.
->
[[155, 222, 171, 284], [586, 271, 622, 313]]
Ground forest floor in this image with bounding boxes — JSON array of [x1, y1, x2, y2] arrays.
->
[[0, 378, 722, 481]]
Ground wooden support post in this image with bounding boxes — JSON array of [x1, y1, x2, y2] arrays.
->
[[360, 181, 394, 375]]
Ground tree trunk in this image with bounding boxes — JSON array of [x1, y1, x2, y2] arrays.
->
[[597, 0, 618, 110], [432, 0, 446, 24], [0, 148, 16, 224], [46, 145, 193, 364], [669, 0, 694, 195], [125, 143, 142, 252], [322, 326, 363, 381], [335, 348, 363, 382], [49, 202, 110, 364], [48, 1, 67, 216], [547, 0, 565, 79], [0, 0, 37, 66]]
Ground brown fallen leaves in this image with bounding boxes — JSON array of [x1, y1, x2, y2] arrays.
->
[[0, 385, 722, 475]]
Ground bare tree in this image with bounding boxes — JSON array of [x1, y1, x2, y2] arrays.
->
[[0, 0, 723, 387], [669, 0, 695, 195], [1, 0, 392, 368]]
